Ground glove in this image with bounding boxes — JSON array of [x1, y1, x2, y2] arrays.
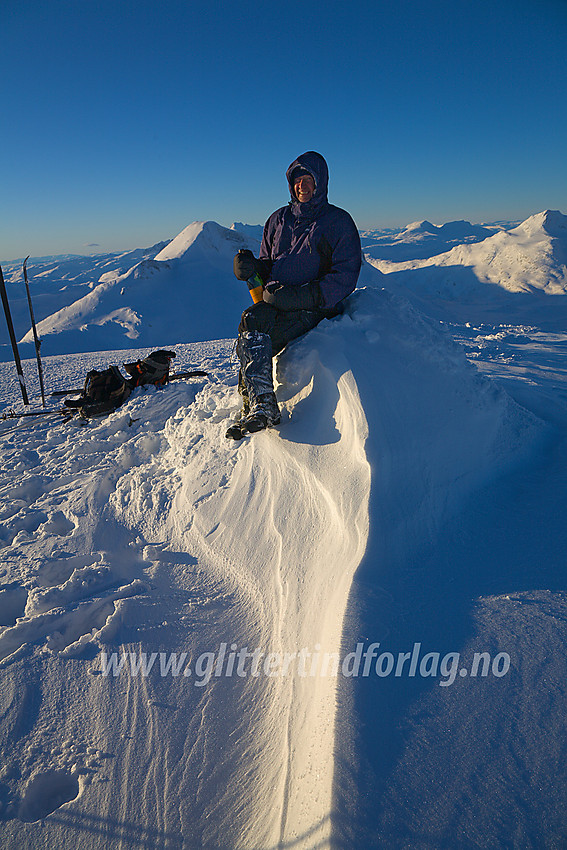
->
[[233, 250, 272, 283], [263, 280, 322, 311]]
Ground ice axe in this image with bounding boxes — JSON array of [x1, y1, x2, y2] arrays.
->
[[237, 249, 264, 304]]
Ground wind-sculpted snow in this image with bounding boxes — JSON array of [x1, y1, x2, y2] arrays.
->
[[107, 332, 372, 847], [0, 282, 543, 848]]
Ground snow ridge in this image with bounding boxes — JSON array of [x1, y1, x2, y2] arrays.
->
[[368, 208, 567, 299], [0, 277, 541, 846]]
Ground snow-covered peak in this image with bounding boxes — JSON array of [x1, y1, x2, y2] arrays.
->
[[438, 220, 494, 240], [154, 220, 250, 262], [511, 209, 567, 240], [403, 220, 439, 235], [19, 220, 261, 354], [402, 219, 494, 240], [230, 222, 264, 241], [362, 219, 496, 263], [370, 208, 567, 302]]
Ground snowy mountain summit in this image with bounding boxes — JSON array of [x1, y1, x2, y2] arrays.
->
[[513, 208, 567, 240], [21, 222, 260, 355], [362, 218, 496, 262], [438, 208, 567, 294], [403, 219, 494, 241], [368, 209, 567, 300], [153, 220, 252, 263]]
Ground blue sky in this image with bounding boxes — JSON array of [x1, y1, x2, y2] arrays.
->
[[1, 0, 566, 260]]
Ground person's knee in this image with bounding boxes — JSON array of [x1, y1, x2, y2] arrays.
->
[[239, 301, 275, 335]]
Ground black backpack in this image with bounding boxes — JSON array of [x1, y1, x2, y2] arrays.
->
[[63, 350, 178, 418], [123, 350, 176, 387], [64, 365, 132, 417]]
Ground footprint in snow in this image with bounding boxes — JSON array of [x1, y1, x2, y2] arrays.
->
[[40, 510, 75, 537], [0, 585, 28, 626], [17, 769, 80, 822], [37, 552, 102, 588]]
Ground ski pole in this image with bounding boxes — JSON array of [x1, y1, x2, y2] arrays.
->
[[2, 408, 65, 420], [23, 257, 46, 407], [0, 264, 29, 405]]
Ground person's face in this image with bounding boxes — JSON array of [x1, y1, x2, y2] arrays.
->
[[294, 174, 315, 203]]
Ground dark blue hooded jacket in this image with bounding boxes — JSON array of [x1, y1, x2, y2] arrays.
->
[[259, 152, 362, 310]]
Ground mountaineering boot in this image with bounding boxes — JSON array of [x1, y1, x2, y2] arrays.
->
[[225, 391, 280, 440], [225, 420, 247, 440], [241, 391, 280, 433]]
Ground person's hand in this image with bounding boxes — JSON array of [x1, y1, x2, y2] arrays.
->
[[263, 281, 322, 311], [233, 251, 272, 282], [233, 250, 256, 281]]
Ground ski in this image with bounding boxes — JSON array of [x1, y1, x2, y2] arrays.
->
[[0, 263, 29, 405], [49, 369, 208, 397], [2, 408, 65, 420], [23, 257, 46, 407], [168, 369, 208, 379]]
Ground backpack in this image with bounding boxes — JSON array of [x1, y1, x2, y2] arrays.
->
[[64, 365, 132, 417], [123, 350, 176, 387]]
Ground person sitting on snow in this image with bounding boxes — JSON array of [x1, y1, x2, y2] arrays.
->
[[228, 150, 362, 438]]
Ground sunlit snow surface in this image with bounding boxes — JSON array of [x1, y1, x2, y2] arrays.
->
[[1, 216, 567, 848]]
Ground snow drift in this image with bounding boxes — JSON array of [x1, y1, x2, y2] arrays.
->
[[0, 272, 540, 848]]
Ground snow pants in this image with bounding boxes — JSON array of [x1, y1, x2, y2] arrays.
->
[[236, 301, 325, 400]]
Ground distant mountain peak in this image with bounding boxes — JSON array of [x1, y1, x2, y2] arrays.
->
[[403, 220, 439, 235], [154, 221, 248, 262], [17, 220, 260, 354], [513, 209, 567, 239], [230, 222, 264, 241]]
